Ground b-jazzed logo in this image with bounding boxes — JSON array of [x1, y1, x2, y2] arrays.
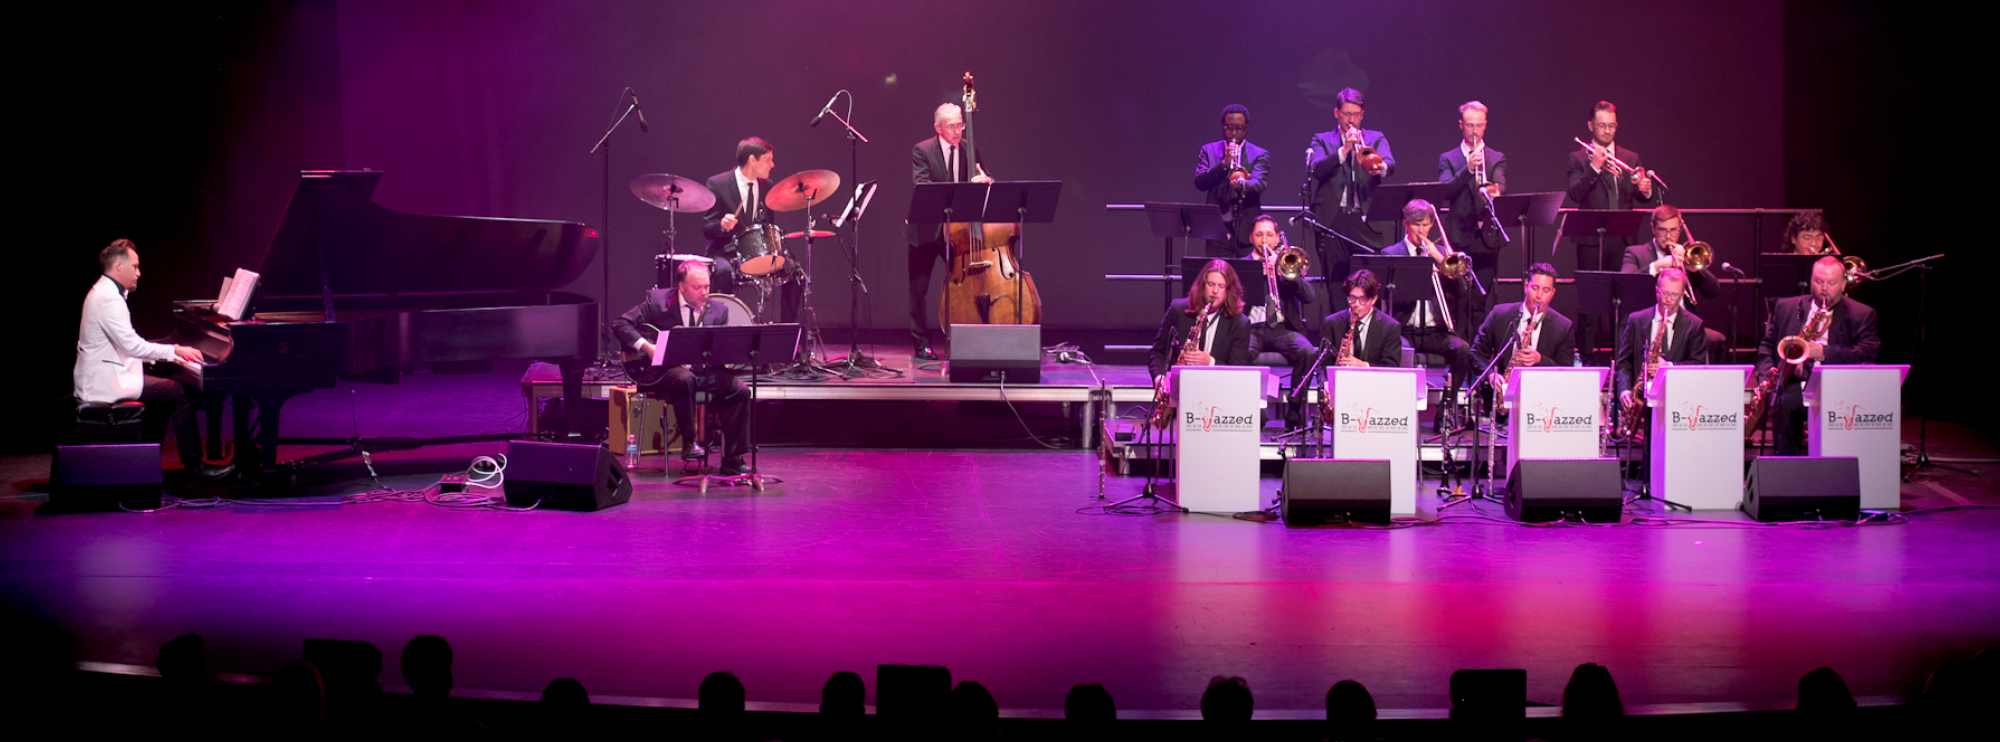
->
[[1825, 401, 1895, 431], [1668, 404, 1738, 433], [1522, 406, 1594, 434], [1334, 406, 1411, 435], [1182, 402, 1258, 433]]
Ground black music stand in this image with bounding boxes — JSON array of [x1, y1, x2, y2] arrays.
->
[[1142, 202, 1229, 308], [980, 180, 1063, 324], [1572, 271, 1657, 330], [1352, 255, 1450, 330], [1178, 257, 1269, 307], [908, 181, 1063, 332], [1492, 192, 1565, 268], [655, 323, 803, 492], [1756, 253, 1820, 299], [1555, 209, 1647, 271], [1366, 182, 1456, 232], [826, 181, 893, 376]]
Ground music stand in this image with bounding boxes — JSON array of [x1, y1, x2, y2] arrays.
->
[[826, 181, 893, 376], [1141, 202, 1229, 307], [979, 180, 1063, 325], [1572, 271, 1657, 327], [1756, 253, 1819, 299], [1492, 192, 1564, 267], [1178, 257, 1268, 308], [1554, 209, 1647, 271], [1352, 255, 1446, 327], [654, 323, 803, 492], [1366, 182, 1456, 231]]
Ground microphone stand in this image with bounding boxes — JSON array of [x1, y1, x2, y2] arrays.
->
[[1867, 254, 1973, 479], [588, 91, 644, 378], [817, 95, 892, 376], [1439, 331, 1518, 510]]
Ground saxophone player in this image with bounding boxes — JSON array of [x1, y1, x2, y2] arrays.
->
[[1149, 259, 1255, 395], [1320, 269, 1402, 369], [1614, 268, 1711, 423], [1753, 257, 1880, 455], [1194, 104, 1270, 258], [1245, 216, 1317, 390], [1471, 263, 1576, 395]]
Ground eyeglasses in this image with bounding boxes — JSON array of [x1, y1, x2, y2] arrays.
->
[[1222, 124, 1247, 131], [1591, 122, 1618, 130], [941, 123, 965, 132], [1657, 290, 1685, 302], [1345, 294, 1374, 304]]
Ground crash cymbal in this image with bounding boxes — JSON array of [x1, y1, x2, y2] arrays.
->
[[630, 173, 715, 213], [782, 230, 837, 240], [764, 169, 841, 212]]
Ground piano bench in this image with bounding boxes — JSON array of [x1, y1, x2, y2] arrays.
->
[[74, 400, 147, 444]]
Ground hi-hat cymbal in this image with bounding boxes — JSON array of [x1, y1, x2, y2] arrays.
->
[[765, 170, 841, 212], [631, 173, 715, 213], [783, 230, 837, 240]]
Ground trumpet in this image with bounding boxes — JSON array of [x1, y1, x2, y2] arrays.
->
[[1348, 125, 1384, 174]]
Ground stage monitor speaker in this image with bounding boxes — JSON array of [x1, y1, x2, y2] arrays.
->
[[1281, 459, 1391, 525], [50, 444, 163, 512], [948, 324, 1040, 384], [877, 664, 952, 728], [502, 440, 631, 511], [1744, 456, 1860, 522], [1505, 458, 1622, 523]]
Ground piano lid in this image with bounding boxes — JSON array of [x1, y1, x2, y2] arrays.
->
[[256, 170, 599, 297]]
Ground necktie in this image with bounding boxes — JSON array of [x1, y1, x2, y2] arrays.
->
[[946, 145, 957, 182], [747, 181, 758, 223]]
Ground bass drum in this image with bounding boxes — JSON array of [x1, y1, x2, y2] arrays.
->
[[708, 293, 756, 327], [730, 223, 788, 276]]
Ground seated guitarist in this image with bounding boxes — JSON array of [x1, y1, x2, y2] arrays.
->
[[610, 261, 749, 474]]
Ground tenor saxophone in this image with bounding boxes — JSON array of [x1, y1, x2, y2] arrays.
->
[[1150, 300, 1212, 430], [1620, 311, 1668, 438]]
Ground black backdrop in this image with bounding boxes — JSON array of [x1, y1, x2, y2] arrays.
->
[[16, 1, 1979, 453]]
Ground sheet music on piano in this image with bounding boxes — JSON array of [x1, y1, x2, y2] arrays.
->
[[213, 267, 260, 321]]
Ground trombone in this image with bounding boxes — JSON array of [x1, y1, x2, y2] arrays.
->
[[1820, 235, 1869, 286], [1574, 136, 1665, 190]]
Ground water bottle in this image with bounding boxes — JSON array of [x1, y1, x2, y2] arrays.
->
[[625, 434, 639, 470]]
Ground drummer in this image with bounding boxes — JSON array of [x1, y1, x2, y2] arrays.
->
[[702, 137, 802, 323]]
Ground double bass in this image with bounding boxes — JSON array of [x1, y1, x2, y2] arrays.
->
[[940, 71, 1041, 333]]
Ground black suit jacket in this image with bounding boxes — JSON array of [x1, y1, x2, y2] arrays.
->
[[1194, 138, 1270, 246], [1564, 143, 1664, 212], [1471, 302, 1576, 375], [1437, 144, 1508, 254], [905, 136, 988, 246], [1754, 295, 1880, 382], [1613, 306, 1709, 398], [701, 169, 771, 255], [1619, 241, 1722, 303], [1148, 299, 1255, 379], [611, 289, 734, 350], [1307, 127, 1397, 251], [1319, 308, 1402, 370], [1378, 238, 1471, 333]]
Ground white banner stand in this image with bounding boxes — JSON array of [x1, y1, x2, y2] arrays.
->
[[1327, 366, 1425, 517], [1171, 365, 1272, 514], [1806, 364, 1909, 510], [1649, 365, 1753, 510], [1508, 367, 1609, 460]]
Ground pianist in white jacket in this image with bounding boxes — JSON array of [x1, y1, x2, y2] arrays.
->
[[75, 240, 230, 480]]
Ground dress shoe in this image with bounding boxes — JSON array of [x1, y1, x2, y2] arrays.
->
[[192, 463, 235, 482], [680, 440, 706, 459], [914, 346, 941, 362], [718, 458, 749, 476]]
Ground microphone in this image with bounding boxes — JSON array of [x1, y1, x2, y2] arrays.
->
[[1719, 262, 1746, 277], [809, 91, 841, 127], [629, 90, 649, 133]]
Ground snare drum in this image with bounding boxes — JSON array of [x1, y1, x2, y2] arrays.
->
[[653, 253, 715, 289], [731, 223, 788, 276]]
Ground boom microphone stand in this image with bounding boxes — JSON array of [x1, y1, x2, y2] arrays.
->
[[814, 90, 892, 375], [588, 88, 647, 378]]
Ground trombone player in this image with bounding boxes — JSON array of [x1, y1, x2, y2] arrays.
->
[[1752, 257, 1880, 455], [1621, 205, 1725, 361], [1382, 199, 1472, 395], [1565, 101, 1664, 269], [1244, 215, 1316, 422]]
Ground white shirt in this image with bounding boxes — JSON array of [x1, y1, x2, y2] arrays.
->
[[942, 142, 958, 182], [733, 168, 758, 221], [75, 274, 177, 403], [1515, 308, 1545, 353], [1648, 309, 1678, 358], [1199, 312, 1219, 359], [1588, 142, 1618, 174]]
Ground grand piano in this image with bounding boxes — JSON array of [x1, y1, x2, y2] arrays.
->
[[173, 170, 600, 480]]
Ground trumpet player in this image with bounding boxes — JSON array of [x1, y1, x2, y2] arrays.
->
[[1753, 257, 1880, 455], [1438, 101, 1508, 314], [1614, 268, 1711, 424], [1382, 199, 1473, 392], [1319, 269, 1402, 369], [1308, 87, 1397, 283], [1245, 216, 1317, 392], [1471, 263, 1576, 391], [1622, 205, 1726, 360], [1194, 104, 1270, 258]]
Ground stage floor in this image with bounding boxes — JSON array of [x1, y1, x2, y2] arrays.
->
[[5, 356, 1997, 716]]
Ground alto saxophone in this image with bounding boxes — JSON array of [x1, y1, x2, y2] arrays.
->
[[1322, 315, 1359, 425], [1495, 309, 1539, 415], [1620, 311, 1669, 439], [1151, 300, 1213, 429]]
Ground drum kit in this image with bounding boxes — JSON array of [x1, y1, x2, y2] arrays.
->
[[631, 169, 842, 375]]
